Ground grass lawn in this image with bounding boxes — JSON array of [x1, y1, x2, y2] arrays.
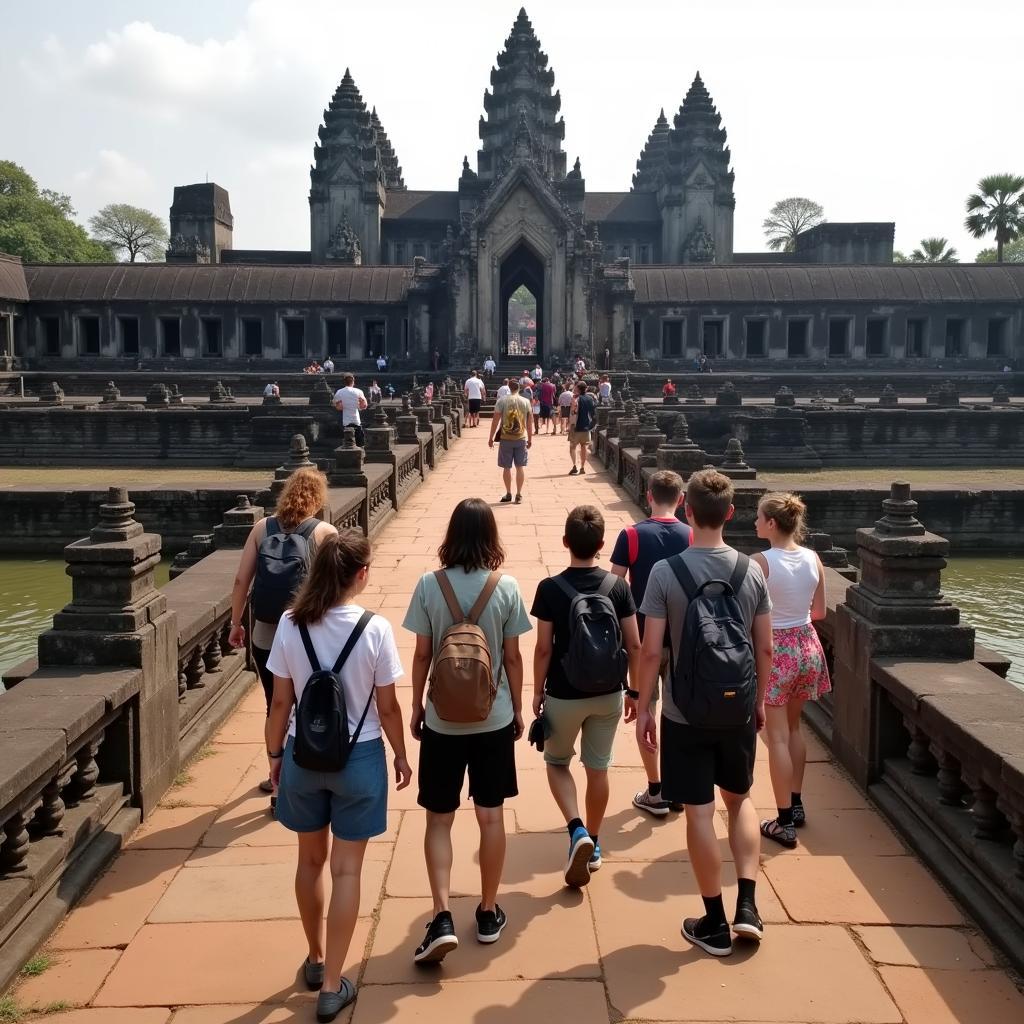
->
[[758, 467, 1024, 488], [0, 467, 267, 487]]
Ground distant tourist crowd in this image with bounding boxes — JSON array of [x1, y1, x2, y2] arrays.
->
[[227, 439, 829, 1019]]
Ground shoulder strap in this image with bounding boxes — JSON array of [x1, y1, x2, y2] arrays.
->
[[346, 612, 379, 749], [666, 553, 698, 602], [434, 570, 467, 623], [298, 622, 321, 673], [293, 517, 320, 540], [596, 572, 617, 598], [466, 572, 502, 625], [265, 517, 280, 538], [727, 553, 750, 595], [330, 610, 374, 674], [626, 526, 639, 566], [552, 575, 579, 603]]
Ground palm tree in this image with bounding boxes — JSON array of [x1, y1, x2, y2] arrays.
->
[[965, 174, 1024, 262], [909, 237, 958, 263]]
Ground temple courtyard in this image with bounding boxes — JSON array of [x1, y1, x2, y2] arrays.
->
[[5, 429, 1024, 1024]]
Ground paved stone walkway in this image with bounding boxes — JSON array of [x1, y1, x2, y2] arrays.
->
[[11, 428, 1024, 1023]]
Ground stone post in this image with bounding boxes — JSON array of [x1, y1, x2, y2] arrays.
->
[[308, 377, 334, 407], [330, 428, 368, 488], [364, 404, 396, 464], [169, 533, 215, 578], [685, 385, 706, 406], [209, 380, 234, 404], [837, 387, 856, 406], [213, 494, 264, 549], [39, 382, 65, 406], [397, 396, 419, 445], [606, 396, 626, 439], [168, 384, 185, 406], [831, 482, 975, 787], [146, 383, 170, 408], [992, 385, 1010, 405], [618, 401, 641, 447], [805, 531, 857, 581], [656, 414, 707, 479], [100, 381, 120, 405], [774, 386, 796, 407], [937, 380, 960, 408], [878, 384, 899, 408], [716, 381, 741, 407], [270, 434, 316, 502], [37, 488, 178, 814], [719, 437, 757, 480], [637, 411, 666, 469], [414, 405, 433, 434]]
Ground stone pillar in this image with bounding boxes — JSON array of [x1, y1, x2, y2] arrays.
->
[[364, 403, 396, 464], [308, 377, 334, 407], [716, 381, 742, 407], [169, 534, 215, 578], [146, 384, 170, 408], [831, 482, 975, 787], [213, 494, 264, 549], [878, 384, 899, 408], [606, 397, 626, 439], [618, 401, 641, 447], [685, 385, 706, 406], [270, 434, 317, 502], [719, 437, 757, 480], [656, 414, 707, 479], [774, 386, 796, 407], [37, 488, 179, 814], [993, 385, 1010, 405], [397, 395, 419, 445], [805, 531, 856, 581], [330, 428, 368, 488], [39, 381, 65, 406], [637, 411, 666, 469]]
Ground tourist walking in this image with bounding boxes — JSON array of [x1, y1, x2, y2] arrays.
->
[[228, 468, 338, 809], [265, 531, 410, 1020], [598, 374, 612, 405], [323, 356, 335, 374], [557, 382, 573, 435], [483, 355, 497, 377], [531, 506, 641, 888], [488, 379, 532, 504], [568, 381, 597, 475], [635, 469, 773, 957], [333, 374, 367, 447], [368, 380, 382, 405], [751, 493, 829, 849], [464, 369, 486, 428], [609, 470, 691, 818], [496, 378, 511, 401], [662, 379, 676, 398], [403, 498, 531, 964], [531, 362, 543, 383], [538, 376, 556, 434]]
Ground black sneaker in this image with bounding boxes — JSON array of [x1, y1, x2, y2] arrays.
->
[[681, 915, 732, 957], [568, 466, 578, 475], [733, 903, 764, 942], [475, 904, 507, 944], [500, 493, 513, 503], [414, 911, 459, 964]]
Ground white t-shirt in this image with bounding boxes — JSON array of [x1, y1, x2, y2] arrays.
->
[[531, 367, 543, 381], [558, 389, 574, 407], [333, 386, 366, 425], [483, 359, 496, 372], [263, 383, 276, 397], [599, 381, 612, 399], [323, 360, 334, 373], [496, 385, 511, 400], [267, 606, 404, 742], [464, 377, 486, 400]]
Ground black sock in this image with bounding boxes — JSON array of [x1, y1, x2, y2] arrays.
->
[[736, 877, 757, 910], [589, 833, 598, 845], [648, 781, 662, 798], [792, 792, 803, 807], [701, 894, 727, 928], [567, 817, 584, 837], [777, 806, 794, 827]]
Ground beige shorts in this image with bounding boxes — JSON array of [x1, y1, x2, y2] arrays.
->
[[568, 430, 591, 446], [542, 690, 623, 770]]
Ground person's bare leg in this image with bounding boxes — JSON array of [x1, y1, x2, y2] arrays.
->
[[764, 705, 793, 812], [546, 763, 580, 824], [579, 444, 589, 472], [638, 739, 660, 786], [720, 788, 760, 884], [583, 765, 610, 837], [502, 467, 512, 495], [569, 442, 577, 469], [685, 800, 721, 897], [787, 698, 808, 794], [323, 836, 368, 993], [515, 465, 525, 497], [295, 828, 329, 965], [475, 804, 506, 912], [424, 810, 456, 916]]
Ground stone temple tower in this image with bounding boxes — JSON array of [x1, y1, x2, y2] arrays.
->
[[632, 73, 735, 263], [309, 69, 405, 263]]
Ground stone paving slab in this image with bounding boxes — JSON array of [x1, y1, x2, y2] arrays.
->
[[10, 428, 1024, 1023]]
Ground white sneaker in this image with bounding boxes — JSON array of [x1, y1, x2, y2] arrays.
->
[[632, 788, 671, 818]]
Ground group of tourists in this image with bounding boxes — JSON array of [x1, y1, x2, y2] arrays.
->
[[304, 357, 336, 375], [226, 453, 830, 1019]]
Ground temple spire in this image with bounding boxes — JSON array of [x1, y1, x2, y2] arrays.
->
[[370, 107, 405, 191], [631, 108, 671, 192]]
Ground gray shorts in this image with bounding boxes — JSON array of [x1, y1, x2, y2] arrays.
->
[[497, 439, 528, 468]]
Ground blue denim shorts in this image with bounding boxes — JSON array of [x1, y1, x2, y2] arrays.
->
[[276, 736, 387, 841]]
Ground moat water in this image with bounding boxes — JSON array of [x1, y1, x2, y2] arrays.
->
[[0, 556, 1021, 687]]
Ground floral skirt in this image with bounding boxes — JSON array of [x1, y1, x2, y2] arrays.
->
[[765, 623, 831, 707]]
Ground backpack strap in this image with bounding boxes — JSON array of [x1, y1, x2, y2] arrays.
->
[[666, 553, 698, 602], [552, 575, 579, 602], [345, 612, 379, 749], [727, 553, 750, 595], [626, 526, 639, 566], [434, 570, 468, 623], [265, 516, 280, 538], [292, 517, 320, 540], [466, 572, 502, 625], [330, 610, 375, 674], [596, 572, 617, 598], [297, 622, 322, 673]]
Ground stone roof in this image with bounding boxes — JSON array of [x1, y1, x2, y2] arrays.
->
[[0, 253, 29, 302], [583, 192, 661, 223], [24, 263, 414, 304], [632, 264, 1024, 304], [382, 191, 460, 221]]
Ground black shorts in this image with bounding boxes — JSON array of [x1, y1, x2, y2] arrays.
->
[[539, 404, 552, 419], [417, 722, 518, 813], [468, 398, 482, 414], [660, 715, 756, 806], [559, 406, 570, 418]]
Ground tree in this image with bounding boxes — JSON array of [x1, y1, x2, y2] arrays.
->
[[892, 250, 908, 263], [89, 203, 168, 262], [976, 237, 1024, 263], [909, 237, 958, 263], [964, 173, 1024, 263], [762, 197, 825, 252], [0, 160, 111, 262]]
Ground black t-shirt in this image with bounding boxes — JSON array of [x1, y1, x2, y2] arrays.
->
[[531, 567, 637, 700], [574, 393, 597, 432]]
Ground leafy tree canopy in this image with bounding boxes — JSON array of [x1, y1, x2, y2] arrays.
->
[[89, 203, 168, 262], [0, 160, 111, 262], [762, 197, 825, 252], [976, 237, 1024, 263]]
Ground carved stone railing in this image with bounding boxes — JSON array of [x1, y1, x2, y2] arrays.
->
[[620, 449, 642, 503], [366, 464, 395, 537], [395, 445, 420, 503]]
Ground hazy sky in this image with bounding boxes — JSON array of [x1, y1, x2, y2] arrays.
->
[[4, 0, 1022, 260]]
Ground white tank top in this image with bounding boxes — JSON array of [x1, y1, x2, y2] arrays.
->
[[761, 546, 819, 629]]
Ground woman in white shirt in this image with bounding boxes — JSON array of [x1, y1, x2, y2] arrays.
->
[[751, 493, 830, 850], [265, 531, 411, 1020]]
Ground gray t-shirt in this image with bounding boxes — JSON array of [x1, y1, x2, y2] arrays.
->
[[640, 547, 771, 725], [402, 568, 532, 735]]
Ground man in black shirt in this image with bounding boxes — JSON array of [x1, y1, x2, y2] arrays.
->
[[531, 505, 641, 889], [567, 382, 597, 476]]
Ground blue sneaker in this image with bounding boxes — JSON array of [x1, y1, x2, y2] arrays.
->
[[564, 826, 595, 888], [589, 842, 602, 872]]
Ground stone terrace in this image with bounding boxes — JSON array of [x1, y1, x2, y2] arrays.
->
[[8, 429, 1024, 1024]]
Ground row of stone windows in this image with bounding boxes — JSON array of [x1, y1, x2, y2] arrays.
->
[[644, 316, 1010, 359], [37, 315, 409, 359]]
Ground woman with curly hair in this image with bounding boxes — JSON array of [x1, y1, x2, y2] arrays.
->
[[229, 467, 338, 806], [751, 492, 830, 849]]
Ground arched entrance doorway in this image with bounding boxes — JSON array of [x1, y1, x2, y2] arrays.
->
[[499, 241, 544, 361]]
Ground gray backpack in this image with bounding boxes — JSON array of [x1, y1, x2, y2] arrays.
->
[[251, 517, 318, 623]]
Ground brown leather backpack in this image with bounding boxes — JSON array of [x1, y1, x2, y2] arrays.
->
[[428, 570, 502, 723]]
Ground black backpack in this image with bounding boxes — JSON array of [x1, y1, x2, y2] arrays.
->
[[667, 553, 757, 729], [251, 517, 318, 623], [293, 611, 375, 772], [554, 574, 628, 694]]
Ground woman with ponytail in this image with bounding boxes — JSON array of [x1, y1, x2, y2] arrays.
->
[[752, 493, 830, 849], [265, 530, 411, 1021]]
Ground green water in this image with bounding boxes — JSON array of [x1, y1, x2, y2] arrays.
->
[[0, 556, 1020, 687], [0, 557, 171, 680]]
